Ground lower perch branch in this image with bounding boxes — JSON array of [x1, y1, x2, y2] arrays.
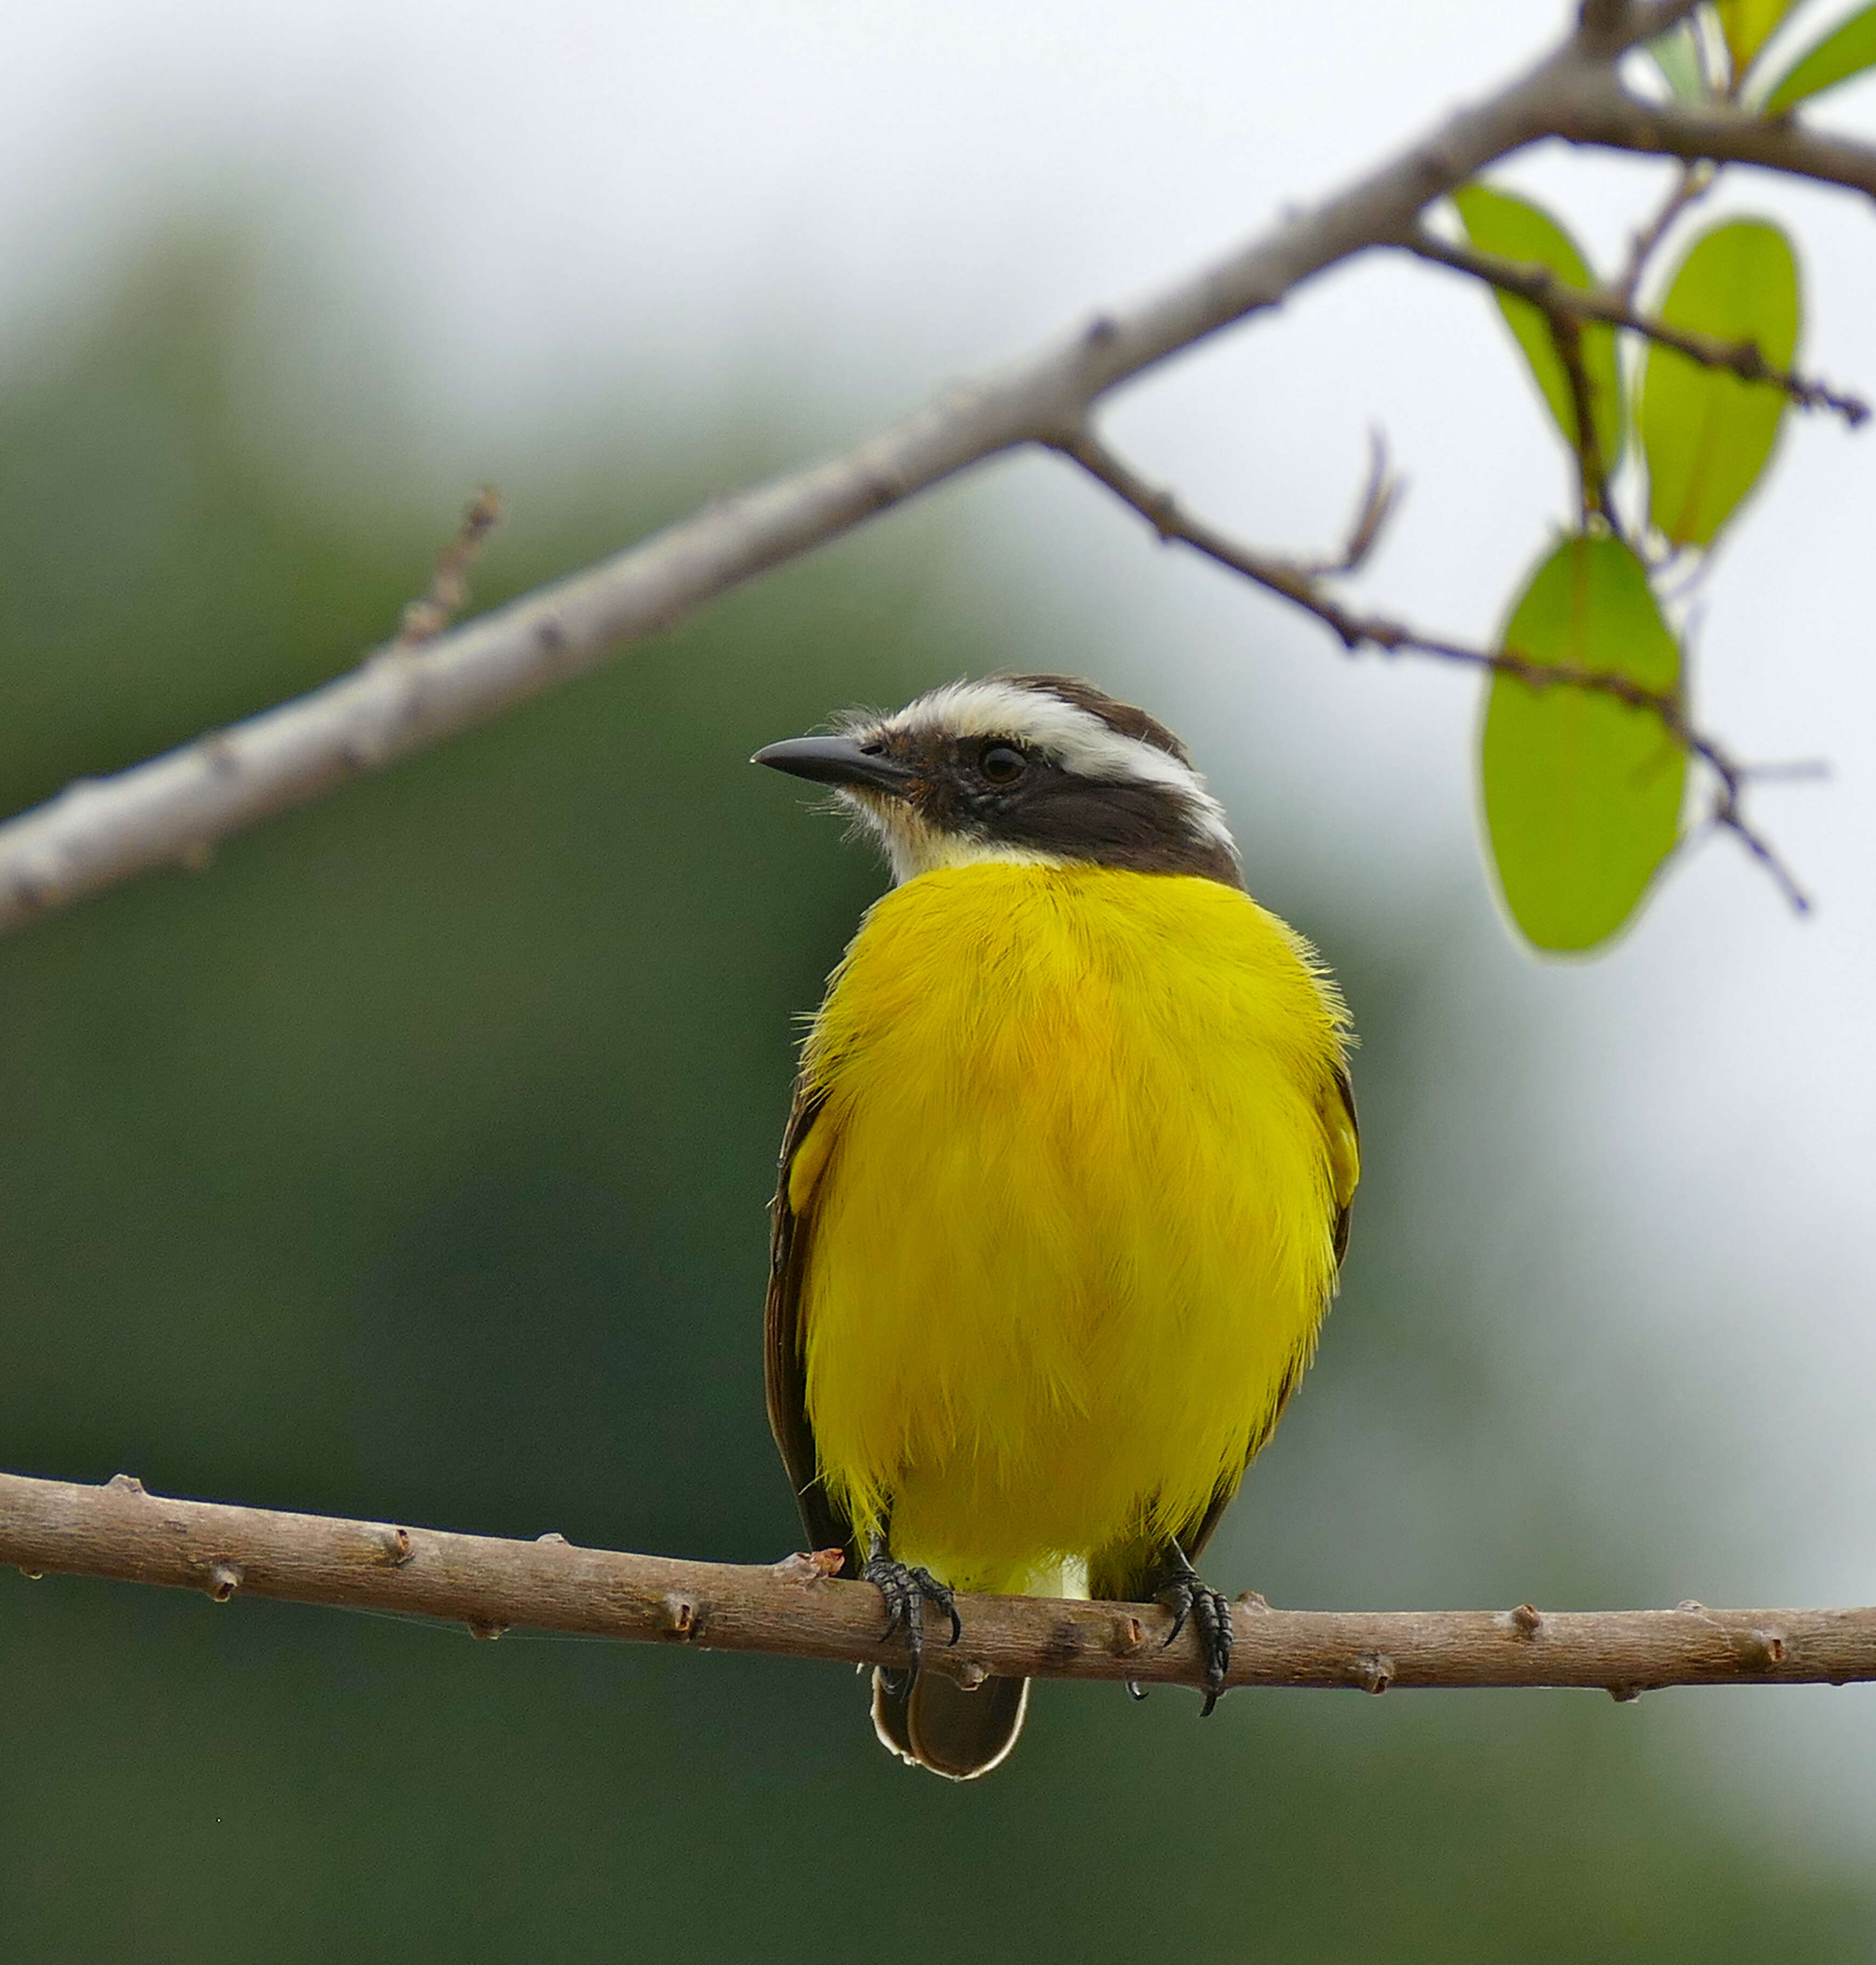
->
[[3, 1468, 1871, 1698]]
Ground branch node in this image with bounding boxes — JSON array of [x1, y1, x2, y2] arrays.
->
[[12, 864, 59, 913], [1503, 1602, 1545, 1638], [1236, 1589, 1273, 1613], [536, 1530, 569, 1548], [863, 469, 907, 512], [770, 1548, 845, 1581], [1114, 1616, 1147, 1657], [1745, 1628, 1789, 1670], [105, 1474, 148, 1497], [465, 1619, 507, 1642], [339, 733, 385, 775], [1043, 1616, 1083, 1670], [376, 1525, 415, 1568], [953, 1659, 991, 1690], [1353, 1650, 1395, 1694], [663, 1593, 699, 1638], [1676, 1598, 1707, 1614], [1607, 1681, 1642, 1703], [205, 1561, 242, 1604]]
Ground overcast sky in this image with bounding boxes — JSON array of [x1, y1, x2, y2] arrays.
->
[[5, 0, 1876, 1851]]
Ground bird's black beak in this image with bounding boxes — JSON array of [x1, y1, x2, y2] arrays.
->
[[751, 735, 915, 797]]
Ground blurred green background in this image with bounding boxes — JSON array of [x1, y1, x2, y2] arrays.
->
[[0, 231, 1869, 1963]]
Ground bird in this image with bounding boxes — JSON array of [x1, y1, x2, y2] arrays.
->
[[753, 673, 1358, 1780]]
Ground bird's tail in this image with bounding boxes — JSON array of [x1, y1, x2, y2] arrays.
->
[[871, 1669, 1029, 1781], [868, 1553, 1084, 1778]]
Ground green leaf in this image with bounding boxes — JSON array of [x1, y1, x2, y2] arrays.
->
[[1481, 535, 1685, 954], [1644, 19, 1709, 100], [1641, 218, 1798, 546], [1451, 184, 1624, 476], [1716, 0, 1808, 76], [1762, 0, 1876, 109]]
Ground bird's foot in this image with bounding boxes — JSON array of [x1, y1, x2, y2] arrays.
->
[[863, 1542, 961, 1694], [1156, 1544, 1234, 1716]]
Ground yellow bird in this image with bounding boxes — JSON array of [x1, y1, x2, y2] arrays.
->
[[754, 674, 1358, 1779]]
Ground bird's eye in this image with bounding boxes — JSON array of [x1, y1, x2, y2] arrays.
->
[[979, 743, 1027, 786]]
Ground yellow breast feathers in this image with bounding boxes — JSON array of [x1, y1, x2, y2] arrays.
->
[[788, 861, 1356, 1595]]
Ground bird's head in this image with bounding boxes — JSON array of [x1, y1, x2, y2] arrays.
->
[[753, 673, 1239, 887]]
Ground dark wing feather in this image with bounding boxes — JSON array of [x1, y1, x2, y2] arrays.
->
[[765, 1078, 856, 1563], [1329, 1058, 1358, 1266]]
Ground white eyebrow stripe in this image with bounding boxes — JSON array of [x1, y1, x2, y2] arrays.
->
[[885, 679, 1237, 854]]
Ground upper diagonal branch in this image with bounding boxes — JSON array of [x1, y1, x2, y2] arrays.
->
[[0, 19, 1867, 937], [1561, 72, 1876, 195], [1407, 228, 1871, 424], [1059, 427, 1812, 912], [4, 1467, 1874, 1699]]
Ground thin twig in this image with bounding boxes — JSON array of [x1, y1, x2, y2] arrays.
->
[[3, 1468, 1872, 1698], [397, 487, 504, 646], [1060, 427, 1811, 912], [1547, 310, 1622, 529], [1408, 228, 1870, 425], [1740, 757, 1829, 783], [1296, 430, 1401, 577], [1615, 160, 1716, 305]]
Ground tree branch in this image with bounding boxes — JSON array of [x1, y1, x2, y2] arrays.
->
[[1577, 0, 1708, 59], [1058, 427, 1812, 911], [4, 1469, 1872, 1699], [1407, 228, 1870, 424], [1560, 73, 1876, 196], [1618, 0, 1706, 41], [0, 39, 1588, 938], [0, 21, 1868, 938], [1547, 307, 1623, 526]]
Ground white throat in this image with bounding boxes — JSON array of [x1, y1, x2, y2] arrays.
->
[[858, 798, 1068, 886]]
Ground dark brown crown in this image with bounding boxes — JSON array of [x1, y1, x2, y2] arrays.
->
[[999, 674, 1193, 765]]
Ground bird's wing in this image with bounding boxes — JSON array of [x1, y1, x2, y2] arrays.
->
[[765, 1077, 856, 1562], [1178, 1055, 1361, 1570], [1328, 1057, 1360, 1266]]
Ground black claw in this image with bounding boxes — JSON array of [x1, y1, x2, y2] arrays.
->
[[1125, 1680, 1150, 1702], [1161, 1590, 1192, 1650], [862, 1544, 960, 1691], [1154, 1543, 1234, 1716]]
